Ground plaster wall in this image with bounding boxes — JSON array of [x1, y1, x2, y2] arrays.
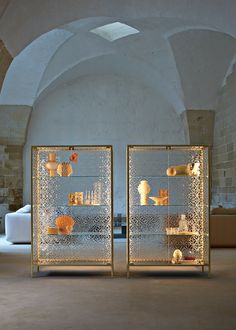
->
[[0, 105, 31, 232], [181, 110, 215, 145], [212, 65, 236, 207], [0, 39, 12, 90], [24, 74, 185, 214]]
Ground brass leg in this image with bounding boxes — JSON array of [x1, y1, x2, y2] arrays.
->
[[208, 264, 211, 278], [31, 265, 39, 278], [111, 263, 114, 277], [127, 264, 130, 278], [31, 264, 34, 278]]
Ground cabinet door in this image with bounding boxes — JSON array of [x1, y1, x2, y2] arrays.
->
[[32, 146, 112, 265], [128, 146, 209, 266], [167, 148, 209, 265], [128, 147, 169, 263]]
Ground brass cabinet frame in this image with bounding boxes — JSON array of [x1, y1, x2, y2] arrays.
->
[[126, 145, 210, 277], [31, 145, 114, 277]]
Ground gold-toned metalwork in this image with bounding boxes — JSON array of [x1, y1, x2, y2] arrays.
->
[[31, 145, 113, 277], [127, 145, 210, 276]]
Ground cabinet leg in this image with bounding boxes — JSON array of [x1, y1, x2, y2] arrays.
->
[[127, 265, 130, 278], [201, 266, 205, 273], [31, 265, 39, 278], [208, 264, 211, 278], [111, 264, 114, 277], [31, 265, 34, 278]]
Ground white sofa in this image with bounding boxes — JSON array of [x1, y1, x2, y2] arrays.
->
[[5, 205, 31, 243]]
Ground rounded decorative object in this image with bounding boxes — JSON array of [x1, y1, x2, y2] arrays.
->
[[70, 152, 78, 163], [57, 162, 73, 177], [172, 249, 183, 264], [138, 180, 151, 194], [55, 215, 75, 235], [189, 162, 200, 176], [166, 167, 176, 176], [45, 153, 58, 176], [138, 180, 151, 205]]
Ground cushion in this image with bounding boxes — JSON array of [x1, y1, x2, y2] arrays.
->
[[16, 204, 31, 213], [211, 207, 236, 215]]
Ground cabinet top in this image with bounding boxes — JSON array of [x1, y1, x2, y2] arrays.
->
[[127, 145, 209, 151], [32, 145, 112, 152]]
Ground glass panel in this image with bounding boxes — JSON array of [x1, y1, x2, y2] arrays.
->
[[128, 146, 209, 266], [32, 146, 112, 265]]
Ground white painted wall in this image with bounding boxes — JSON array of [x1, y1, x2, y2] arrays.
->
[[24, 74, 185, 214], [212, 64, 236, 207], [169, 29, 236, 109], [0, 29, 72, 106]]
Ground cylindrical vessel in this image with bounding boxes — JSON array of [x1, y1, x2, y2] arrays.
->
[[166, 165, 190, 176], [45, 153, 58, 176], [178, 214, 188, 232], [159, 189, 169, 205], [68, 193, 75, 205], [75, 192, 83, 205], [138, 180, 151, 205]]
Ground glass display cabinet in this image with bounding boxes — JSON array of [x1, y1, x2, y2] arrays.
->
[[31, 145, 113, 276], [127, 145, 210, 276]]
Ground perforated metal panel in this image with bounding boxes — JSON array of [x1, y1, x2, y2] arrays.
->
[[127, 145, 210, 273], [32, 146, 113, 273]]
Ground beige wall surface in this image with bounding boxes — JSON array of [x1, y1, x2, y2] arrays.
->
[[0, 105, 31, 232], [212, 65, 236, 207]]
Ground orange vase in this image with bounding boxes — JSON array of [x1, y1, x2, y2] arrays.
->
[[55, 215, 75, 235]]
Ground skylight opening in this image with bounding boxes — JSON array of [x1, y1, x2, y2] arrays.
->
[[90, 22, 139, 42]]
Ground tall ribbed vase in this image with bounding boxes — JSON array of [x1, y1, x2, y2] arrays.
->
[[138, 180, 151, 205], [45, 153, 58, 176]]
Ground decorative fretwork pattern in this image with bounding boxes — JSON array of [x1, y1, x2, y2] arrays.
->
[[32, 146, 112, 265], [128, 146, 209, 267]]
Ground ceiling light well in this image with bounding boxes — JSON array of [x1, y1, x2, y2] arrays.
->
[[90, 22, 140, 42]]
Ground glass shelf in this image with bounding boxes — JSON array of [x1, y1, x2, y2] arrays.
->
[[130, 260, 205, 266], [130, 232, 166, 236], [34, 204, 108, 207], [130, 232, 206, 236], [47, 232, 109, 237], [131, 204, 208, 207], [33, 175, 106, 179], [166, 232, 199, 236], [68, 204, 107, 207], [131, 175, 206, 179]]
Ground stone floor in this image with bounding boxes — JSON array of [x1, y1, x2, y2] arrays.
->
[[0, 236, 236, 330]]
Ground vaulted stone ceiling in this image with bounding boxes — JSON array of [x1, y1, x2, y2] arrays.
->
[[0, 0, 236, 112], [0, 0, 236, 215], [1, 0, 236, 56]]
